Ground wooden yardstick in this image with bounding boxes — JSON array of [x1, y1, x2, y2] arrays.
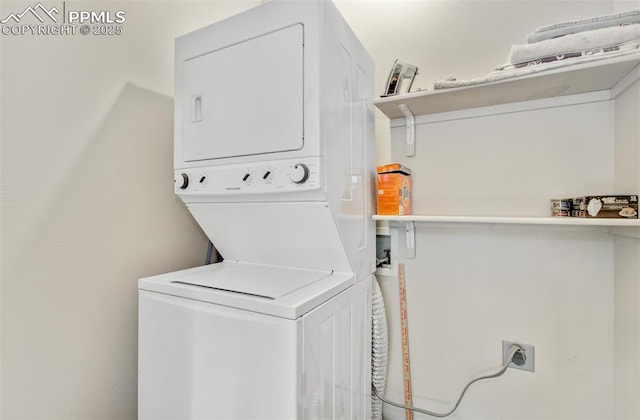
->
[[398, 263, 413, 420]]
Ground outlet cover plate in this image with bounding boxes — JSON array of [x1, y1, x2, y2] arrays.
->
[[503, 340, 535, 372]]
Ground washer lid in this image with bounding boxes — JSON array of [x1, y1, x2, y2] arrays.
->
[[172, 262, 330, 299], [138, 262, 353, 320]]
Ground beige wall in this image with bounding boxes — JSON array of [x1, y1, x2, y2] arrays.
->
[[0, 1, 260, 417]]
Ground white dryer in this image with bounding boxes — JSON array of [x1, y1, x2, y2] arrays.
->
[[138, 1, 375, 418]]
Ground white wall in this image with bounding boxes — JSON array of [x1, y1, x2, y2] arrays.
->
[[341, 1, 627, 419], [384, 99, 618, 419], [615, 0, 640, 12], [1, 0, 631, 418], [334, 0, 614, 172]]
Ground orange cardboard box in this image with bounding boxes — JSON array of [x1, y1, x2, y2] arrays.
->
[[377, 163, 412, 215]]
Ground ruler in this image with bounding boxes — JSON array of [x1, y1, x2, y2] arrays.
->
[[398, 263, 413, 420]]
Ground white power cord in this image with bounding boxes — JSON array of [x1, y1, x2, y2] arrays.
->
[[372, 344, 524, 418]]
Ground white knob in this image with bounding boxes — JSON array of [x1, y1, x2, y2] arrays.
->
[[291, 163, 309, 184]]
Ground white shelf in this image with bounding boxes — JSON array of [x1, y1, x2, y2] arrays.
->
[[374, 53, 640, 238], [373, 214, 640, 227], [374, 53, 640, 119]]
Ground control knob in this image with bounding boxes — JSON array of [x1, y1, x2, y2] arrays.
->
[[291, 163, 309, 184], [177, 173, 189, 190]]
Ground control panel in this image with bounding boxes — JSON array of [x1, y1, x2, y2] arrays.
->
[[175, 157, 321, 196]]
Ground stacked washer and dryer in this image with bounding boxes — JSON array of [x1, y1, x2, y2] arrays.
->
[[138, 1, 381, 418]]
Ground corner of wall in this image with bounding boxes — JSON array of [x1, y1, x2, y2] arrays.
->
[[613, 78, 640, 419], [613, 0, 640, 13]]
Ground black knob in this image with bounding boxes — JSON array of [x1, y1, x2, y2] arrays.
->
[[291, 163, 309, 184], [178, 173, 189, 190]]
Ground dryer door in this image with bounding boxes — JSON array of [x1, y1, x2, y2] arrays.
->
[[182, 24, 304, 162]]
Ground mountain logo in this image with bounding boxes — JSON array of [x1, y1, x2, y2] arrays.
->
[[1, 2, 60, 24]]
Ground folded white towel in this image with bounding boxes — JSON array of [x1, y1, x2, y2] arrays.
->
[[509, 24, 640, 65], [528, 9, 640, 43], [433, 44, 640, 90]]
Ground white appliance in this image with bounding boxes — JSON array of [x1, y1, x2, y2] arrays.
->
[[138, 1, 375, 418]]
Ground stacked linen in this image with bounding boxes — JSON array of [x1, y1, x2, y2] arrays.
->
[[434, 10, 640, 90], [505, 11, 640, 70], [527, 10, 640, 43]]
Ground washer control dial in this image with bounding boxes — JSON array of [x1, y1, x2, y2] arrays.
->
[[291, 163, 309, 184], [177, 173, 189, 190]]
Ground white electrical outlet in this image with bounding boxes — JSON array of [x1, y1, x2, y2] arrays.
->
[[503, 340, 535, 372]]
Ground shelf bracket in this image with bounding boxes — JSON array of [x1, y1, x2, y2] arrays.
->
[[398, 104, 415, 157], [404, 221, 416, 259]]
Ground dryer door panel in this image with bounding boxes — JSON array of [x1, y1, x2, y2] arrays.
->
[[182, 24, 304, 162]]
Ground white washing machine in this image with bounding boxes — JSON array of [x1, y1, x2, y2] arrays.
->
[[139, 263, 371, 418], [138, 1, 375, 418]]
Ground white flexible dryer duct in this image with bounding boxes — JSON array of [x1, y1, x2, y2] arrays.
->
[[371, 275, 388, 420]]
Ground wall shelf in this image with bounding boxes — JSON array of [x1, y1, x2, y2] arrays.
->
[[374, 53, 640, 247], [372, 23, 640, 416], [373, 214, 640, 227], [374, 52, 640, 120]]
